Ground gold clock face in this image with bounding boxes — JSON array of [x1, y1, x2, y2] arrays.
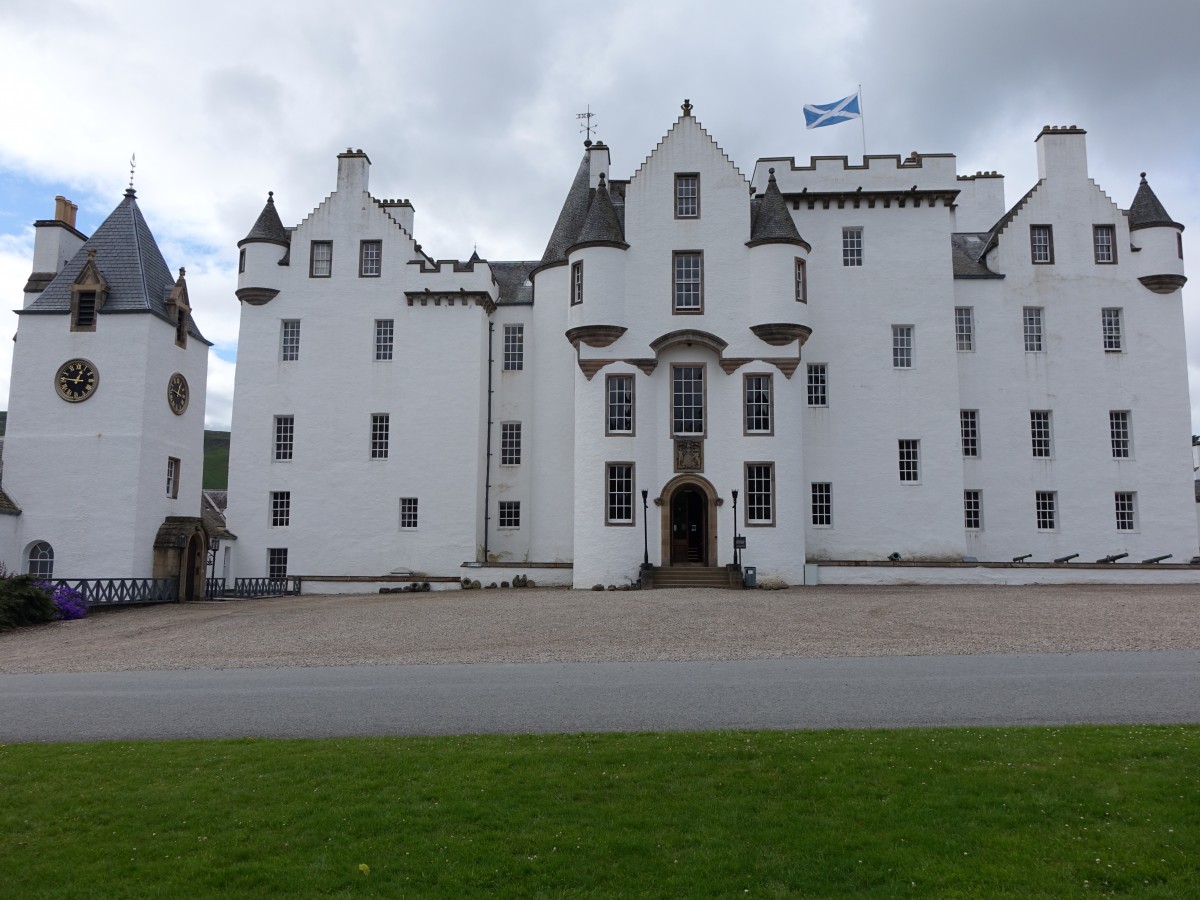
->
[[56, 358, 99, 402], [167, 372, 189, 415]]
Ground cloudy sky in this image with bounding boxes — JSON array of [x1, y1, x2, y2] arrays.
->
[[1, 0, 1197, 431]]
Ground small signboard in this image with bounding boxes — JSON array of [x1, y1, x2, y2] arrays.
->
[[734, 536, 747, 549]]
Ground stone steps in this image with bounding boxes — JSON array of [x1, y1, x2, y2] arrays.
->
[[646, 566, 739, 589]]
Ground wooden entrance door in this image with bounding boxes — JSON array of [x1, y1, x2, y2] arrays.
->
[[670, 486, 707, 565]]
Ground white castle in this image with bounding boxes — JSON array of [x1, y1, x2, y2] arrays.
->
[[4, 102, 1196, 593]]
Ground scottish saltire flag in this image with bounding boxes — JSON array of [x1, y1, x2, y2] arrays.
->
[[803, 93, 861, 129]]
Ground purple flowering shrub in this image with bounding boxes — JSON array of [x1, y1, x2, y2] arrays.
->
[[43, 583, 89, 620]]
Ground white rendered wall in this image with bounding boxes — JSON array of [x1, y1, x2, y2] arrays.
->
[[961, 132, 1197, 563], [227, 161, 494, 581], [4, 311, 207, 578], [798, 197, 966, 560]]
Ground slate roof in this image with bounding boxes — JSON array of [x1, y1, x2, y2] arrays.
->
[[541, 151, 592, 264], [202, 490, 235, 540], [23, 190, 209, 343], [951, 233, 1002, 277], [489, 261, 539, 305], [1128, 174, 1183, 231], [238, 192, 291, 247], [749, 168, 806, 245], [573, 176, 626, 247]]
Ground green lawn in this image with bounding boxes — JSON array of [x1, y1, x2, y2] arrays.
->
[[2, 726, 1196, 897]]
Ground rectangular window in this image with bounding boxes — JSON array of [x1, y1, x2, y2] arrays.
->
[[498, 500, 520, 529], [1035, 491, 1057, 530], [807, 363, 828, 407], [842, 227, 863, 266], [359, 240, 382, 277], [745, 463, 775, 525], [1114, 492, 1136, 531], [400, 497, 419, 530], [1023, 307, 1043, 352], [671, 365, 705, 436], [281, 320, 301, 361], [238, 249, 246, 274], [673, 251, 703, 312], [898, 439, 920, 482], [892, 325, 913, 368], [371, 413, 390, 460], [309, 240, 332, 277], [744, 374, 772, 435], [1093, 225, 1116, 264], [606, 374, 634, 435], [166, 457, 180, 499], [1101, 308, 1123, 352], [675, 173, 699, 218], [503, 324, 524, 371], [955, 306, 974, 351], [571, 261, 583, 305], [811, 482, 832, 527], [270, 491, 291, 527], [960, 410, 979, 458], [1030, 225, 1053, 264], [375, 319, 394, 361], [175, 308, 188, 349], [267, 548, 288, 579], [795, 258, 807, 303], [963, 490, 982, 530], [274, 415, 294, 461], [1030, 410, 1053, 458], [500, 422, 522, 465], [606, 463, 634, 525], [1110, 410, 1131, 458]]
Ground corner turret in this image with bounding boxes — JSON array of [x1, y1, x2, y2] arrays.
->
[[1128, 173, 1186, 294], [236, 192, 290, 305]]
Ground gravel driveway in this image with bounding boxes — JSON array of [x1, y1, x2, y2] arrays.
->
[[3, 584, 1198, 675]]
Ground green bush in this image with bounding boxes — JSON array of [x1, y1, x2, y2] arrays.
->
[[0, 574, 57, 631]]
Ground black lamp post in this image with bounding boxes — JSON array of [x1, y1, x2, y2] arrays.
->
[[731, 489, 739, 567], [641, 489, 650, 566]]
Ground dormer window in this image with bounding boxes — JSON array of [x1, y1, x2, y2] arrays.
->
[[70, 249, 108, 332]]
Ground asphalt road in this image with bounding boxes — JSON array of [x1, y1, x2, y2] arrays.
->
[[3, 650, 1198, 742]]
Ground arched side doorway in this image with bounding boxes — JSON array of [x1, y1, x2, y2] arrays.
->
[[657, 475, 720, 567], [183, 533, 201, 602]]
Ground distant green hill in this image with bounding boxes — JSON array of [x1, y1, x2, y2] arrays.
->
[[203, 431, 230, 490]]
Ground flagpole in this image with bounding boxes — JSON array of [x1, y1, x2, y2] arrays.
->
[[859, 83, 867, 159]]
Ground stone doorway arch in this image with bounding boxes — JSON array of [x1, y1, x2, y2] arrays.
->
[[656, 474, 720, 567]]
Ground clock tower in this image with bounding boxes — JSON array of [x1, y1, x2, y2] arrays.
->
[[0, 189, 211, 597]]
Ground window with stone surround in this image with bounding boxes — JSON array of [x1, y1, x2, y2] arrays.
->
[[745, 463, 775, 525], [807, 363, 827, 406], [606, 374, 634, 435], [309, 241, 332, 277], [671, 365, 705, 436], [1093, 225, 1116, 264], [359, 240, 382, 277], [673, 251, 703, 312], [1030, 225, 1053, 264], [606, 463, 634, 525], [375, 319, 394, 360], [744, 373, 772, 435], [675, 173, 699, 218]]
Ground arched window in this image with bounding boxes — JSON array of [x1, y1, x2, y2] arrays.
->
[[28, 541, 54, 580]]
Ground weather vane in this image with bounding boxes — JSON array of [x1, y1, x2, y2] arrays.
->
[[128, 153, 136, 191], [577, 106, 597, 146]]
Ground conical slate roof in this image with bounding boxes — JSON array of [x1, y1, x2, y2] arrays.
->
[[540, 151, 592, 264], [239, 192, 291, 246], [572, 175, 626, 247], [1128, 173, 1183, 231], [25, 190, 207, 342], [748, 168, 808, 247]]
